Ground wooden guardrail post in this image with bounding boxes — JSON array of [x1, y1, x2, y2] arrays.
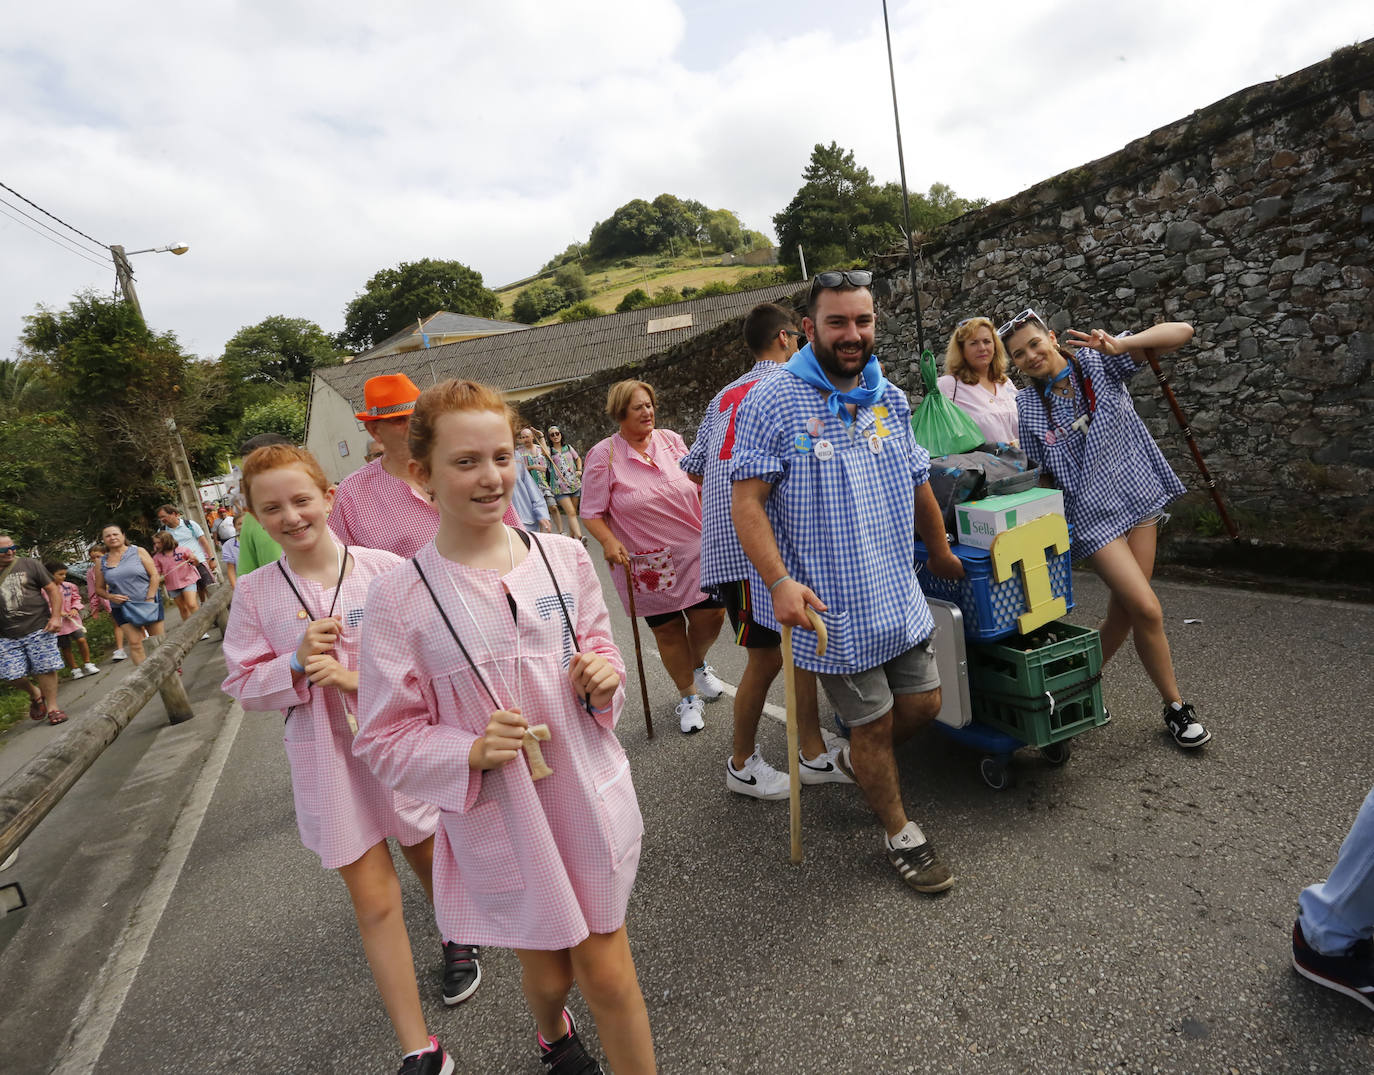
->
[[144, 636, 194, 724]]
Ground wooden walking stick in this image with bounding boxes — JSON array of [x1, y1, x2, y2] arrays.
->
[[782, 607, 828, 865], [1142, 347, 1240, 541], [620, 561, 654, 738]]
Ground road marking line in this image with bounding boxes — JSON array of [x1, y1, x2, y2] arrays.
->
[[57, 701, 245, 1074]]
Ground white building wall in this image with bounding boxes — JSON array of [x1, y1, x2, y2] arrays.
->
[[307, 379, 373, 485]]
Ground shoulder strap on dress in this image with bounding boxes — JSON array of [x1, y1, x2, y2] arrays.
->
[[411, 558, 502, 710]]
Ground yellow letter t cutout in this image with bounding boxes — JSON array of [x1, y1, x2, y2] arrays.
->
[[990, 514, 1071, 634]]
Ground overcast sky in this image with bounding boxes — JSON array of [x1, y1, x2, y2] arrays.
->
[[1, 1, 1368, 359]]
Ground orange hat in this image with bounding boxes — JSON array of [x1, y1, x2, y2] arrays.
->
[[355, 373, 421, 421]]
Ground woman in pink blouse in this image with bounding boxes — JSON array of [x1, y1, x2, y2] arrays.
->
[[580, 379, 727, 735], [937, 316, 1021, 446]]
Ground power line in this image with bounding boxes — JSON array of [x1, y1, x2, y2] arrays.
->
[[0, 192, 111, 259], [0, 179, 110, 253], [0, 204, 113, 272]]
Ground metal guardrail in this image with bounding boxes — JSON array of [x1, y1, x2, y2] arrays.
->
[[0, 584, 233, 865]]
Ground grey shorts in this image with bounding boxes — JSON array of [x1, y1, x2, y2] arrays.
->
[[817, 636, 940, 728]]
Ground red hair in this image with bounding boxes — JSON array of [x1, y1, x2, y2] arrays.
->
[[409, 379, 519, 470], [240, 445, 330, 513]]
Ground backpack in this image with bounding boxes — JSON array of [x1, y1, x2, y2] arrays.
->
[[927, 445, 1040, 532]]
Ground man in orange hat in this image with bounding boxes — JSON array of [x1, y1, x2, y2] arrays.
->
[[330, 374, 440, 558]]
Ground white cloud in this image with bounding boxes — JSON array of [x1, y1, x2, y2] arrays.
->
[[0, 0, 1367, 357]]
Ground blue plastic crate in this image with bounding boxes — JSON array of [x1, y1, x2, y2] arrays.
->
[[913, 536, 1074, 643]]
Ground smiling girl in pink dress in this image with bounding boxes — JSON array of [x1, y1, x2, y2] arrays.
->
[[221, 445, 452, 1075], [355, 380, 655, 1075]]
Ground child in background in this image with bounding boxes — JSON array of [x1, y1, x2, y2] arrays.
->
[[220, 532, 240, 587], [152, 531, 202, 622], [221, 445, 454, 1075], [45, 563, 100, 679], [356, 380, 655, 1075]]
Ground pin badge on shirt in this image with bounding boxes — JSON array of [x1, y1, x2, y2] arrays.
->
[[806, 417, 824, 438], [794, 433, 812, 453], [297, 609, 309, 619], [814, 439, 835, 461], [868, 433, 882, 455]]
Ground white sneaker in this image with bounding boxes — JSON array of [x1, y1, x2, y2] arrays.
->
[[82, 663, 100, 675], [726, 748, 790, 800], [69, 668, 84, 680], [799, 743, 855, 785], [693, 664, 726, 701], [111, 649, 128, 661], [675, 694, 706, 734]]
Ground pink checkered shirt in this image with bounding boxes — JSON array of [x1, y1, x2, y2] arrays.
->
[[330, 459, 520, 557], [355, 535, 641, 950]]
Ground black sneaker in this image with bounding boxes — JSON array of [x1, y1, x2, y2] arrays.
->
[[539, 1008, 604, 1074], [442, 941, 481, 1005], [397, 1036, 454, 1075], [1164, 701, 1211, 748], [1292, 919, 1374, 1012], [886, 837, 955, 894]]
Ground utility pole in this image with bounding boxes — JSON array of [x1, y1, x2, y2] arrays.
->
[[109, 245, 144, 321]]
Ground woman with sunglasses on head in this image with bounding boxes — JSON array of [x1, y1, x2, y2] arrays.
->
[[544, 426, 585, 543], [517, 427, 565, 536], [938, 317, 1020, 447], [999, 309, 1210, 751]]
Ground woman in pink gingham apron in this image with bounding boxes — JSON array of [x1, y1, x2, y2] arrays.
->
[[580, 379, 727, 735], [221, 444, 454, 1075], [355, 380, 656, 1075]]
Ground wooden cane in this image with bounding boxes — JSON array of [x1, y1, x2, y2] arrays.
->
[[1142, 347, 1240, 541], [782, 606, 828, 865], [621, 561, 654, 738]]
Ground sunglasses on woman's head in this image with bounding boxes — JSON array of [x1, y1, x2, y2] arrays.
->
[[997, 308, 1044, 339]]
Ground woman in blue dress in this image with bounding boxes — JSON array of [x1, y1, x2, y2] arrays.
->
[[998, 309, 1211, 751]]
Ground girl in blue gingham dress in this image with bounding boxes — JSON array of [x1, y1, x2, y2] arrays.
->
[[998, 310, 1211, 751]]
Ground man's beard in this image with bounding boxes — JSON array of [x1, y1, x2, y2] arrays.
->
[[811, 335, 870, 381]]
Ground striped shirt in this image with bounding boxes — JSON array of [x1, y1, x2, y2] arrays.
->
[[729, 368, 935, 676]]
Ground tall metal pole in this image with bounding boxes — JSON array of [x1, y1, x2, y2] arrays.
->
[[881, 0, 926, 356]]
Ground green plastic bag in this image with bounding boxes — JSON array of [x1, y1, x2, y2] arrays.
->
[[910, 350, 984, 456]]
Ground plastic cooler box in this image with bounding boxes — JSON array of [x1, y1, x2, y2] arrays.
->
[[966, 621, 1108, 747], [914, 535, 1074, 643]]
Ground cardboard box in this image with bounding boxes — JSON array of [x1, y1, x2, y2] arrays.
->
[[954, 489, 1065, 550]]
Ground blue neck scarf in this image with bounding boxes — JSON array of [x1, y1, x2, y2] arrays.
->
[[785, 343, 887, 424]]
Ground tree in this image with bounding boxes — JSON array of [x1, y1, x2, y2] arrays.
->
[[587, 199, 664, 260], [558, 301, 602, 323], [17, 291, 208, 546], [553, 264, 590, 303], [237, 394, 306, 443], [774, 143, 986, 271], [616, 288, 651, 313], [222, 315, 342, 386], [704, 209, 744, 253], [512, 281, 570, 324], [339, 258, 501, 351], [651, 286, 682, 306]]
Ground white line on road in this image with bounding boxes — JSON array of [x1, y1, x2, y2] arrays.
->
[[56, 702, 245, 1074]]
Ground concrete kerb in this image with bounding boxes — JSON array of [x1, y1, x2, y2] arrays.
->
[[0, 584, 233, 864]]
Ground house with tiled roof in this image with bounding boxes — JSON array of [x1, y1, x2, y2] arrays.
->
[[305, 281, 802, 481], [351, 310, 529, 362]]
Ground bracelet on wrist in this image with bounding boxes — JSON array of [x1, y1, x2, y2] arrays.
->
[[290, 653, 306, 674], [767, 574, 792, 593]]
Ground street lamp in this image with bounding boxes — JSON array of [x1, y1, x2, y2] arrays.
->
[[108, 241, 217, 580], [109, 242, 189, 321]]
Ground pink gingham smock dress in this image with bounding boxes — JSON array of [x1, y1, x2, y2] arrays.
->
[[354, 534, 642, 951], [221, 544, 438, 869], [580, 429, 709, 619]]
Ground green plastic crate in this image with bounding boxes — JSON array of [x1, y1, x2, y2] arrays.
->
[[967, 621, 1108, 747]]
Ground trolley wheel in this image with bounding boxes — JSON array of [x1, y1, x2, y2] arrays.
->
[[979, 756, 1010, 790], [1041, 741, 1072, 766]]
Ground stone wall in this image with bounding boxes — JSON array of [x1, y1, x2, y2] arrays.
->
[[519, 310, 802, 453], [873, 40, 1374, 541]]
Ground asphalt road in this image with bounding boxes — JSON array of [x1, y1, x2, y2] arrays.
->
[[1, 561, 1371, 1074]]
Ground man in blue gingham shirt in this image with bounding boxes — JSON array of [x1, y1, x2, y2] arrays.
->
[[730, 274, 965, 894], [682, 302, 852, 800]]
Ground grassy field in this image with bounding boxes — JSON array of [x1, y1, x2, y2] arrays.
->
[[495, 256, 774, 323]]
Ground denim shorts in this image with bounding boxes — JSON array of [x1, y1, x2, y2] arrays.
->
[[817, 637, 940, 728]]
